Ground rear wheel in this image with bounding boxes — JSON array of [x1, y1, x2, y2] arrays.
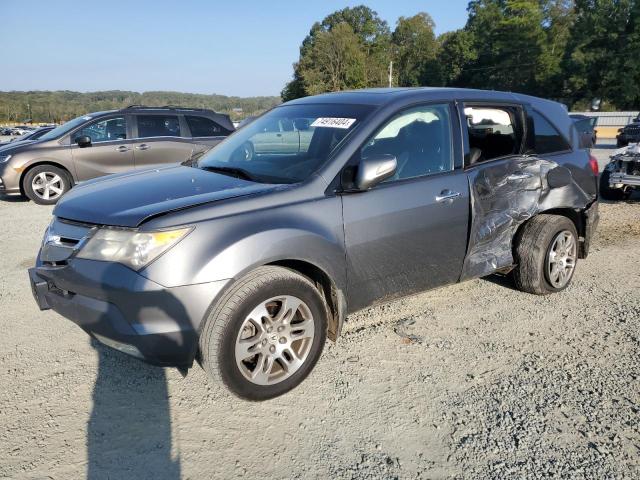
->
[[513, 215, 578, 295], [199, 266, 328, 401], [23, 165, 71, 205]]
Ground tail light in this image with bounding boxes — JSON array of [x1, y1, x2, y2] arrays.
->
[[588, 154, 599, 175]]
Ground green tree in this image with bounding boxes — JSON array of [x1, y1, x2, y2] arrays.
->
[[431, 29, 478, 86], [465, 0, 547, 94], [297, 23, 367, 95], [392, 13, 438, 87], [563, 0, 639, 109], [282, 5, 391, 99]]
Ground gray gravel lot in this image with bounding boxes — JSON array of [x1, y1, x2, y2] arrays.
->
[[0, 144, 638, 479]]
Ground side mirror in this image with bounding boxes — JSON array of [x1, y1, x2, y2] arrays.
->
[[75, 135, 92, 148], [355, 154, 397, 190]]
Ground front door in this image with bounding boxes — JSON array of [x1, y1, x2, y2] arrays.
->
[[342, 103, 470, 312], [70, 116, 135, 181]]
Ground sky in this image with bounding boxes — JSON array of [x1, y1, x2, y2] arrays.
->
[[1, 0, 469, 97]]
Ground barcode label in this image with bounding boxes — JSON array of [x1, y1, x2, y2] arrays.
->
[[310, 117, 357, 129]]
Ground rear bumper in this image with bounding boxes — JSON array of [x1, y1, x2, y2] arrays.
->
[[28, 259, 229, 367]]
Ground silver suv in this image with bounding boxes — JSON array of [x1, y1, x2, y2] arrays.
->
[[0, 106, 234, 204], [29, 88, 599, 400]]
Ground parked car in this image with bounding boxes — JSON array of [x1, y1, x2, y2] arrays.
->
[[0, 106, 234, 204], [600, 142, 640, 200], [28, 88, 599, 400], [569, 114, 597, 148], [0, 126, 55, 146], [11, 126, 35, 136], [616, 119, 640, 147]]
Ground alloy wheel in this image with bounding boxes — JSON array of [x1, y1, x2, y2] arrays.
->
[[235, 295, 315, 385], [31, 172, 64, 201], [546, 230, 577, 288]]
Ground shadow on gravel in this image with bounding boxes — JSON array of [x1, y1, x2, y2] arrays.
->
[[87, 340, 181, 480], [481, 273, 518, 291], [0, 194, 28, 203]]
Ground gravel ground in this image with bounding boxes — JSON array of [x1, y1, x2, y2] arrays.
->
[[0, 144, 638, 479]]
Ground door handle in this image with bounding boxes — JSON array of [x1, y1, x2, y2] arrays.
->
[[115, 146, 130, 152], [435, 190, 461, 203], [136, 144, 150, 151], [507, 172, 533, 181]]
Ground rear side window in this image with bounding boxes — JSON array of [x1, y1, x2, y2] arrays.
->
[[531, 111, 570, 154], [137, 115, 181, 138], [186, 115, 232, 137], [464, 106, 521, 162]]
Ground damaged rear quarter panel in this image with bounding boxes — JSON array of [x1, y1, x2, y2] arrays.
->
[[461, 154, 594, 280]]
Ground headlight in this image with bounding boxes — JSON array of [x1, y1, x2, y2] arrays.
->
[[76, 227, 192, 270], [0, 155, 12, 163]]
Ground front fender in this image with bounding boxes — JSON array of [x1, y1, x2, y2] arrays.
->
[[141, 197, 346, 292]]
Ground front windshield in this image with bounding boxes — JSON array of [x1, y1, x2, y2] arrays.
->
[[197, 103, 374, 184], [38, 115, 96, 141]]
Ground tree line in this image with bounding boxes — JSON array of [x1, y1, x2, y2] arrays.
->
[[282, 1, 640, 111], [0, 90, 281, 124]]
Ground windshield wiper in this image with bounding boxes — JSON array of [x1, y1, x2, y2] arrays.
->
[[200, 165, 258, 182]]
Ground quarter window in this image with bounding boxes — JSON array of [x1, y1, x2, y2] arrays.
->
[[186, 115, 232, 137], [72, 117, 126, 143], [531, 111, 570, 154], [361, 104, 453, 181], [137, 115, 181, 138]]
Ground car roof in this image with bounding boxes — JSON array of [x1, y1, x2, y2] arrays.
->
[[284, 87, 564, 110]]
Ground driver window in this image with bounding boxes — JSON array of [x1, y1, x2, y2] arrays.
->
[[73, 117, 126, 143], [361, 104, 453, 181]]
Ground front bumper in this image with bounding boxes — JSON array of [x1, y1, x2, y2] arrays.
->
[[28, 259, 229, 367], [0, 164, 21, 194], [609, 172, 640, 188]]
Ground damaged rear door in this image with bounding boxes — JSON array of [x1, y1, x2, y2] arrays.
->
[[461, 103, 547, 279], [460, 102, 592, 280]]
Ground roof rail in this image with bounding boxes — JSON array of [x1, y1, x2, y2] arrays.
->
[[122, 104, 214, 112]]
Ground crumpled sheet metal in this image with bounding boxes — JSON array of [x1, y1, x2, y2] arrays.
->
[[460, 158, 588, 280]]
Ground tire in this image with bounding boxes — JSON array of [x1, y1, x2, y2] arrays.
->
[[199, 266, 328, 401], [23, 165, 72, 205], [616, 138, 627, 148], [599, 169, 628, 201], [513, 214, 579, 295]]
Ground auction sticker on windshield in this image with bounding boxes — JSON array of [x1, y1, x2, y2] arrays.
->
[[311, 117, 356, 129]]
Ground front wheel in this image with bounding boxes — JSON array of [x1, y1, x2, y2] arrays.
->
[[23, 165, 71, 205], [513, 215, 578, 295], [199, 266, 328, 401]]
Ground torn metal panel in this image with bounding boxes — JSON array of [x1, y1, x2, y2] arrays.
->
[[461, 156, 591, 280]]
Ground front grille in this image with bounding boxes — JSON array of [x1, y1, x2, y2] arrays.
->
[[40, 217, 93, 264], [625, 126, 640, 135]]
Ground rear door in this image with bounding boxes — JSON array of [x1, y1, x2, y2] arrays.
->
[[341, 103, 469, 311], [460, 103, 546, 279], [131, 113, 194, 169], [70, 115, 135, 181], [184, 114, 232, 152]]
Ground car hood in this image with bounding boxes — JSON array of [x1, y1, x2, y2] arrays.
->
[[0, 140, 36, 153], [54, 165, 286, 227]]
